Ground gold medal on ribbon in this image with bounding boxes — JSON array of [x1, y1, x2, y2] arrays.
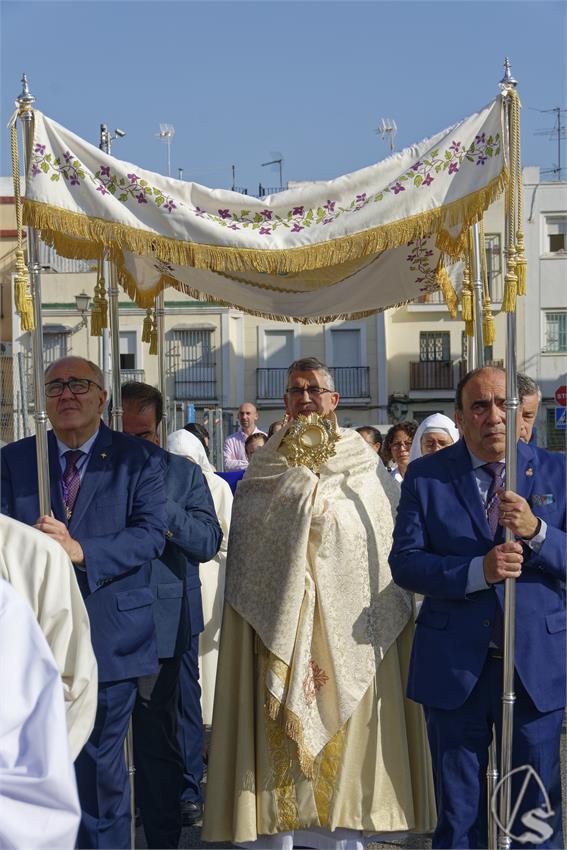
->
[[280, 412, 340, 474]]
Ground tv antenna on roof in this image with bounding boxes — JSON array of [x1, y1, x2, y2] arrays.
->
[[156, 123, 175, 177], [261, 151, 284, 190], [532, 106, 566, 179], [375, 118, 397, 153]]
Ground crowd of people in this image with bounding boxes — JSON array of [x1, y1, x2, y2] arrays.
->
[[0, 354, 564, 850]]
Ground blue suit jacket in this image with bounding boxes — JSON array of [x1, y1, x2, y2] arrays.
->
[[1, 422, 167, 683], [389, 439, 566, 714], [152, 452, 222, 659]]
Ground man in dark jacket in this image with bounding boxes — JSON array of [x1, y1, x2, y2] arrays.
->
[[120, 382, 222, 848]]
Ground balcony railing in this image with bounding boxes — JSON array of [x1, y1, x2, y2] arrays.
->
[[410, 361, 454, 390], [257, 366, 370, 400], [174, 379, 217, 401], [120, 369, 145, 384], [416, 275, 504, 306]]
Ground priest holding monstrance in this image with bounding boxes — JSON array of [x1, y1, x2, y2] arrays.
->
[[202, 357, 435, 849]]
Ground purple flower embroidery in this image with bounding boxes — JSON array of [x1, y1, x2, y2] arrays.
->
[[422, 174, 434, 186], [100, 165, 111, 177], [392, 182, 405, 194], [415, 276, 424, 284], [448, 162, 459, 175], [449, 141, 461, 153], [292, 206, 304, 217], [127, 173, 139, 183], [259, 227, 271, 235], [136, 192, 148, 204], [34, 144, 45, 155], [96, 183, 109, 196], [412, 161, 423, 171], [356, 193, 367, 203], [476, 154, 487, 166], [32, 163, 40, 177], [218, 209, 231, 219], [64, 151, 73, 163], [70, 175, 80, 186], [261, 209, 273, 220], [324, 200, 335, 211], [194, 206, 205, 217], [164, 199, 177, 212], [291, 223, 304, 232], [228, 223, 240, 230], [475, 133, 486, 144], [323, 218, 333, 225]]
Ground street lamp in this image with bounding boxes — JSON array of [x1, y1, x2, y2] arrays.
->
[[74, 290, 90, 327]]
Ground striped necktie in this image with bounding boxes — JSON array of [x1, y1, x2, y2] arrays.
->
[[62, 449, 84, 519]]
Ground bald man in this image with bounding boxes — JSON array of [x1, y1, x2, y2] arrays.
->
[[223, 402, 266, 470]]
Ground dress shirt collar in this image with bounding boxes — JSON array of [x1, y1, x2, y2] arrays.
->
[[56, 426, 100, 463], [466, 444, 505, 471]]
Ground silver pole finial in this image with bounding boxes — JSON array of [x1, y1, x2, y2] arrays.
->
[[16, 73, 35, 110], [499, 57, 518, 91]]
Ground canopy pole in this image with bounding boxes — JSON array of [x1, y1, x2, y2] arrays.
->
[[495, 57, 520, 850], [16, 75, 51, 515], [98, 128, 123, 431], [156, 290, 167, 445]]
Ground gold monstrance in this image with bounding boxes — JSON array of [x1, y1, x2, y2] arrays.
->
[[280, 413, 340, 474]]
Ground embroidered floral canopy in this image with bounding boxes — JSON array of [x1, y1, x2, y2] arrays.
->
[[23, 96, 506, 322]]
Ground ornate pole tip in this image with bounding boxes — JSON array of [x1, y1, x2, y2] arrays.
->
[[16, 73, 35, 109], [499, 57, 518, 90]]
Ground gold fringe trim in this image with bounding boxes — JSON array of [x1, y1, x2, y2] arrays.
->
[[117, 260, 410, 325], [515, 231, 527, 295], [435, 258, 458, 319], [23, 169, 507, 276], [265, 691, 317, 780]]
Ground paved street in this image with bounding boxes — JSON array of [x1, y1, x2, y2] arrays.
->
[[134, 719, 566, 849]]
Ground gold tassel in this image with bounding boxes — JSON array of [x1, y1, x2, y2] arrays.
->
[[142, 307, 153, 343], [11, 122, 35, 330], [465, 319, 474, 337], [502, 249, 518, 312], [435, 258, 458, 319], [149, 309, 158, 355], [515, 230, 527, 295], [483, 296, 496, 346], [90, 261, 105, 337]]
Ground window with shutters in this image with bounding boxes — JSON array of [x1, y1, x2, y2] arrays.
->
[[171, 329, 216, 400], [544, 216, 567, 254]]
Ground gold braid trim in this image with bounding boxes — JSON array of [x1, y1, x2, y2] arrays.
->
[[23, 170, 507, 275], [11, 123, 34, 330]]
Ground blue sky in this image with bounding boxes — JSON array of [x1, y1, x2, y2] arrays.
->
[[1, 0, 565, 191]]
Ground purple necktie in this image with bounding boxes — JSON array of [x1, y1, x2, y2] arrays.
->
[[62, 450, 84, 519], [483, 461, 505, 538]]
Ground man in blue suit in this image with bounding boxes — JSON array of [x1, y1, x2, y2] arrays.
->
[[390, 366, 566, 849], [120, 382, 222, 843], [1, 356, 167, 850]]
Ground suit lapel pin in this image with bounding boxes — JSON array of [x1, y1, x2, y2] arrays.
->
[[526, 467, 533, 477], [101, 452, 107, 459]]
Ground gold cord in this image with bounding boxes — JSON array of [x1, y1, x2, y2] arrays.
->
[[11, 123, 34, 330]]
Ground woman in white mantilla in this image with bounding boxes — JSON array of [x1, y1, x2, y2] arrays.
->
[[202, 358, 436, 850]]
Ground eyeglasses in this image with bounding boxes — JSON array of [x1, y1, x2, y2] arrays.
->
[[286, 386, 332, 397], [45, 378, 103, 397], [391, 440, 412, 450]]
